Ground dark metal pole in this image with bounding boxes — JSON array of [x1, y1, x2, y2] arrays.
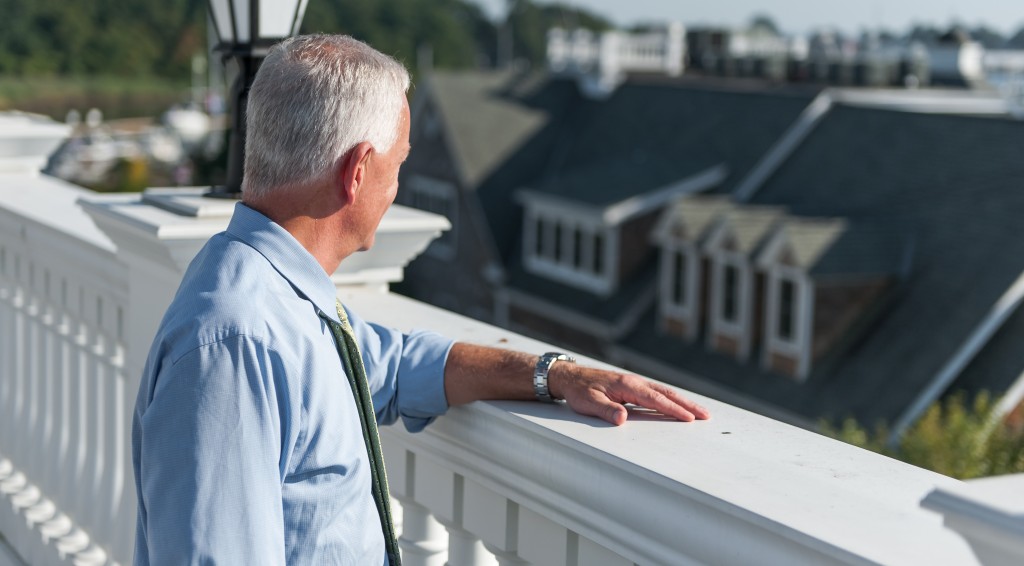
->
[[206, 53, 261, 199]]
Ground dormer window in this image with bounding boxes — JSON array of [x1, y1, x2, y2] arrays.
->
[[652, 195, 734, 342], [776, 277, 796, 342], [670, 249, 687, 307], [518, 163, 725, 298], [702, 206, 783, 361], [756, 217, 851, 381], [761, 264, 812, 379], [721, 263, 739, 323], [525, 209, 614, 295], [709, 250, 750, 347]]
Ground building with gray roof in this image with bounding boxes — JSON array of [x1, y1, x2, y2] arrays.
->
[[397, 67, 1024, 435]]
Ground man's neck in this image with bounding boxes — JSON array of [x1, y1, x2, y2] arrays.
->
[[244, 188, 354, 275]]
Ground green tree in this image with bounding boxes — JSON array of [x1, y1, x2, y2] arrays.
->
[[749, 14, 782, 36], [824, 391, 1024, 479], [507, 1, 612, 67], [301, 0, 491, 70], [969, 26, 1007, 48], [1009, 26, 1024, 49], [0, 0, 204, 78]]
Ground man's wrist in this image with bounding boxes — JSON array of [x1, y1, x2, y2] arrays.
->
[[534, 352, 575, 402]]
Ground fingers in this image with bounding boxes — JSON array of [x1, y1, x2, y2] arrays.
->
[[566, 388, 628, 426], [557, 367, 711, 425], [608, 375, 711, 423], [649, 383, 711, 420], [631, 386, 697, 422]]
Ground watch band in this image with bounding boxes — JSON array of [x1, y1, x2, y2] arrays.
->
[[534, 352, 575, 403]]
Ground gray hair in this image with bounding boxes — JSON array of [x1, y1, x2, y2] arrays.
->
[[242, 34, 411, 198]]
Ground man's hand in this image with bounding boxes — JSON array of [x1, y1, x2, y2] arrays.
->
[[444, 343, 711, 426], [548, 362, 710, 426]]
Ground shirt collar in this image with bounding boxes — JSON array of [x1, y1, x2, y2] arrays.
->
[[226, 202, 340, 323]]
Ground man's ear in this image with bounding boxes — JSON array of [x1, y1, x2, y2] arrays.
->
[[338, 142, 374, 205]]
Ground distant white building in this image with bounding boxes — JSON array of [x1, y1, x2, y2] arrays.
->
[[928, 29, 987, 86], [546, 23, 685, 97]]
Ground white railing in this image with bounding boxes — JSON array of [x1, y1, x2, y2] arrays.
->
[[1, 172, 1022, 565], [352, 290, 976, 566], [0, 175, 133, 565]]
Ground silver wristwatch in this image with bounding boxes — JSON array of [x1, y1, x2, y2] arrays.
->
[[534, 352, 575, 403]]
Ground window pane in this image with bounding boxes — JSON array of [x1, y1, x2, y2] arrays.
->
[[553, 223, 563, 262], [672, 251, 686, 305], [535, 218, 545, 256], [778, 279, 795, 340], [723, 264, 738, 322], [573, 228, 583, 268], [594, 233, 604, 274]]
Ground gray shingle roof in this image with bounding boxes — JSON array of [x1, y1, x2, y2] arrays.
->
[[525, 154, 706, 207], [532, 79, 819, 204], [770, 218, 911, 278], [624, 104, 1024, 426], [428, 70, 550, 188], [420, 72, 818, 261]]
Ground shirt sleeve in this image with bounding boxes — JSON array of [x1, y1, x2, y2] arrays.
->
[[343, 305, 454, 432], [135, 334, 293, 565]]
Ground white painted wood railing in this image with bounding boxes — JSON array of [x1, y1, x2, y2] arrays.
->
[[0, 175, 132, 566], [2, 172, 1022, 566]]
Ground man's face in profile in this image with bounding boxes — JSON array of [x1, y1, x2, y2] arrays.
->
[[352, 96, 411, 252]]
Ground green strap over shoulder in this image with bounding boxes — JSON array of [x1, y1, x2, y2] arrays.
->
[[319, 301, 401, 566]]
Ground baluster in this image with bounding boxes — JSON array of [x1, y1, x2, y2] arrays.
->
[[11, 282, 44, 529], [109, 320, 133, 565], [24, 298, 62, 562], [39, 308, 76, 547], [446, 527, 494, 566], [576, 536, 633, 566], [517, 507, 574, 566], [0, 273, 14, 469], [57, 304, 95, 558], [23, 267, 43, 480], [80, 300, 112, 560], [463, 479, 527, 566], [413, 457, 495, 566], [398, 500, 448, 566], [39, 299, 59, 492], [381, 435, 448, 566], [96, 300, 127, 564], [0, 272, 17, 540], [2, 267, 34, 551], [483, 544, 528, 566]]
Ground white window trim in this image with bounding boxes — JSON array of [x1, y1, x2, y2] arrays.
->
[[762, 265, 813, 379], [658, 240, 700, 340], [706, 250, 752, 360], [522, 207, 616, 296], [406, 175, 458, 261]]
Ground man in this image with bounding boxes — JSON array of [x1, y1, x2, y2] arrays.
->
[[132, 34, 709, 565]]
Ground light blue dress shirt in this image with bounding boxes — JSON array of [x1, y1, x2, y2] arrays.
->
[[132, 203, 454, 565]]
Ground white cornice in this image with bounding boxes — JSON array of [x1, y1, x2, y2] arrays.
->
[[603, 164, 728, 224], [515, 164, 728, 227], [921, 474, 1024, 565]]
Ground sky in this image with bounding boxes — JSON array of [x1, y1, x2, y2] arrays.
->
[[472, 0, 1024, 36]]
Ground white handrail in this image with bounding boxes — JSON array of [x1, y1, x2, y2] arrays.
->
[[0, 177, 1014, 566]]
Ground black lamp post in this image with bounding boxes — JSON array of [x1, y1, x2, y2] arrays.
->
[[205, 0, 309, 198]]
